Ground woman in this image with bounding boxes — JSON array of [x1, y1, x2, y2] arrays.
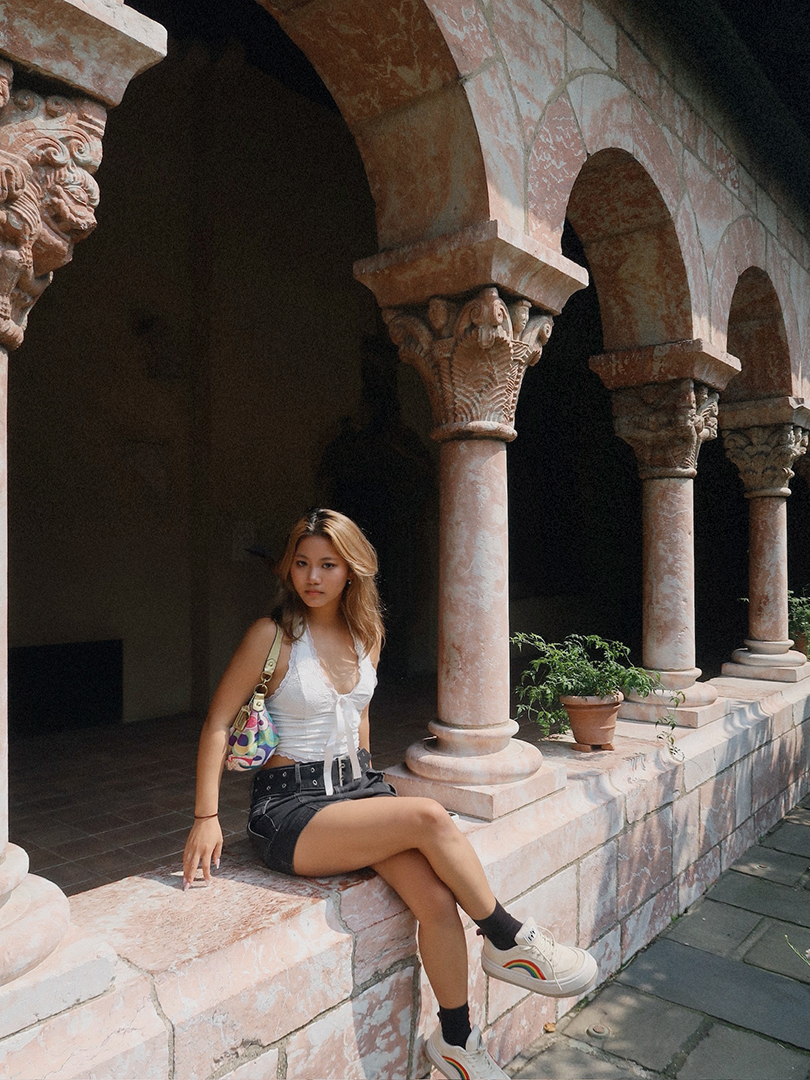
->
[[183, 508, 597, 1080]]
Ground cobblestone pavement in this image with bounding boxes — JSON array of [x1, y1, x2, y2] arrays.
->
[[507, 793, 810, 1080]]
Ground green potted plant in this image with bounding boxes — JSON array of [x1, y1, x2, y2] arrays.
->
[[511, 633, 663, 752], [788, 590, 810, 656]]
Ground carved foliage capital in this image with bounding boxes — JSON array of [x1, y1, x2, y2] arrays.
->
[[611, 379, 719, 479], [0, 61, 106, 351], [383, 287, 553, 441], [723, 423, 809, 497]]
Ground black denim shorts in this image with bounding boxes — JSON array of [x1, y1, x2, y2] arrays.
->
[[247, 748, 397, 875]]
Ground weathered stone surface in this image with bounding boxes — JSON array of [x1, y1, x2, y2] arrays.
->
[[0, 924, 116, 1040], [617, 938, 810, 1050], [617, 807, 673, 918], [0, 962, 168, 1080], [0, 0, 166, 105], [284, 968, 414, 1080], [563, 982, 703, 1071], [732, 843, 809, 886], [678, 1024, 810, 1080], [742, 919, 810, 984], [664, 898, 762, 957], [579, 839, 618, 944]]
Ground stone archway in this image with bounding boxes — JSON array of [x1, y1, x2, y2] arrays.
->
[[256, 0, 491, 251], [567, 148, 692, 351], [724, 267, 793, 402], [719, 267, 810, 680], [570, 150, 740, 723]]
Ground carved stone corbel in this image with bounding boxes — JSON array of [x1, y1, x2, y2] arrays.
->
[[0, 61, 105, 351], [611, 378, 719, 478], [383, 286, 553, 442], [722, 424, 809, 497]]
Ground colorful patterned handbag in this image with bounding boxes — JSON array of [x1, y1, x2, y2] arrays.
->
[[225, 626, 283, 771]]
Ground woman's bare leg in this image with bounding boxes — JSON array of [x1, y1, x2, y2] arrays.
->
[[292, 797, 496, 920], [372, 849, 468, 1009]]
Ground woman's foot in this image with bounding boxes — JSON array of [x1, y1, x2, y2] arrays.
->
[[481, 917, 598, 997], [426, 1025, 508, 1079]]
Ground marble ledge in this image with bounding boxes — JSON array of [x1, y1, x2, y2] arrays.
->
[[0, 0, 167, 106], [353, 218, 588, 311]]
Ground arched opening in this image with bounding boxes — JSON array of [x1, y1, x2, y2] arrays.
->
[[7, 0, 439, 892], [724, 267, 792, 401], [509, 221, 643, 654], [696, 268, 797, 673], [510, 150, 694, 659], [565, 148, 693, 350]]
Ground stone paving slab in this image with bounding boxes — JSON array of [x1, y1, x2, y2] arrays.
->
[[510, 1041, 641, 1079], [708, 871, 810, 928], [742, 918, 810, 985], [761, 821, 810, 859], [560, 983, 704, 1071], [731, 843, 810, 886], [663, 898, 763, 957], [786, 806, 810, 826], [615, 938, 810, 1050], [676, 1024, 810, 1080]]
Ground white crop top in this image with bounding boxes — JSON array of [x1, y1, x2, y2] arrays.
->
[[267, 624, 377, 795]]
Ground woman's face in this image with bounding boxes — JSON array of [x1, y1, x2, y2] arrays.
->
[[290, 535, 351, 611]]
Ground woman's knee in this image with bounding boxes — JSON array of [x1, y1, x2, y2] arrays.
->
[[414, 873, 461, 929], [407, 798, 458, 842]]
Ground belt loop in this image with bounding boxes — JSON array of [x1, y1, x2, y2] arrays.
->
[[294, 762, 302, 790]]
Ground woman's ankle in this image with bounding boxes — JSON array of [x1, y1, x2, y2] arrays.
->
[[438, 1002, 472, 1048]]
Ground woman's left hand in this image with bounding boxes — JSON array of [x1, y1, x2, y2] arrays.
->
[[182, 817, 223, 890]]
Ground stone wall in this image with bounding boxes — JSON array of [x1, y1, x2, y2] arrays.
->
[[2, 675, 807, 1079]]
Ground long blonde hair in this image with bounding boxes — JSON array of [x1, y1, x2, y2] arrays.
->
[[274, 508, 384, 656]]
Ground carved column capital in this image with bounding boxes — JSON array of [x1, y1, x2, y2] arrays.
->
[[383, 286, 553, 442], [611, 378, 719, 479], [0, 61, 106, 351], [723, 423, 809, 497]]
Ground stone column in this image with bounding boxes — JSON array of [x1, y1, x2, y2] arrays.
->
[[591, 341, 741, 726], [383, 290, 550, 790], [354, 224, 588, 817], [721, 398, 810, 681], [0, 0, 165, 989]]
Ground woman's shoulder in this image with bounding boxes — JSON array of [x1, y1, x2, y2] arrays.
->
[[241, 617, 282, 653]]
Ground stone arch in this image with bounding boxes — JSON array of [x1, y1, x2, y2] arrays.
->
[[565, 148, 692, 350], [723, 266, 793, 402], [261, 0, 491, 250]]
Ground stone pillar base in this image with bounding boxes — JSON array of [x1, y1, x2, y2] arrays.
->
[[0, 865, 71, 986], [618, 695, 731, 728], [404, 728, 543, 787], [721, 653, 810, 682], [385, 759, 566, 821], [0, 924, 116, 1041], [619, 680, 730, 728]]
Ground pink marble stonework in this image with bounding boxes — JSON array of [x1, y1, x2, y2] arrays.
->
[[721, 400, 810, 681]]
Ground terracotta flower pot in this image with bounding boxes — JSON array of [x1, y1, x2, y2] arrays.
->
[[795, 633, 807, 657], [560, 692, 623, 752]]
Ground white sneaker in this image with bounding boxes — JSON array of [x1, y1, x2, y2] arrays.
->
[[481, 917, 598, 998], [426, 1025, 508, 1079]]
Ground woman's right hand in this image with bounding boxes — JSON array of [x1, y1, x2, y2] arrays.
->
[[182, 817, 223, 890]]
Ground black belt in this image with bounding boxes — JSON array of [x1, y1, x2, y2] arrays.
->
[[251, 748, 370, 798]]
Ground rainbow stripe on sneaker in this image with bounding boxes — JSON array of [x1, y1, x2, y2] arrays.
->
[[441, 1057, 472, 1079], [503, 958, 546, 980]]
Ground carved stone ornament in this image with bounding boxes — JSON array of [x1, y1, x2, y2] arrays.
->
[[382, 287, 553, 441], [611, 379, 719, 479], [723, 423, 810, 497], [0, 60, 105, 351]]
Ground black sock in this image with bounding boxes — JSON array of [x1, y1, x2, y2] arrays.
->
[[439, 1003, 472, 1048], [473, 899, 523, 950]]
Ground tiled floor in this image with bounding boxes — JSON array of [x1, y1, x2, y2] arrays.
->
[[7, 675, 437, 896]]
